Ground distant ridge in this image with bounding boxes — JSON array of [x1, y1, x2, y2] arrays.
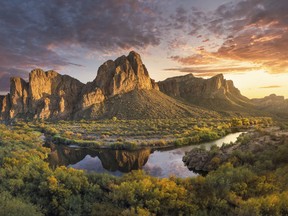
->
[[0, 51, 218, 120], [251, 94, 288, 118], [158, 73, 255, 114]]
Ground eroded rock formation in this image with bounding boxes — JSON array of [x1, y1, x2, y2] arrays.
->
[[0, 95, 10, 119], [95, 51, 157, 96], [0, 51, 160, 120]]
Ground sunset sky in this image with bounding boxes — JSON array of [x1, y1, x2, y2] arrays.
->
[[0, 0, 288, 98]]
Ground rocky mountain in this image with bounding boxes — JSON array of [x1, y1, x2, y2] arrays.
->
[[94, 51, 158, 96], [0, 51, 217, 121], [2, 70, 85, 120], [158, 74, 254, 114], [251, 94, 288, 118]]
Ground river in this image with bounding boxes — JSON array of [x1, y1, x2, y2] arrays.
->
[[46, 132, 243, 178]]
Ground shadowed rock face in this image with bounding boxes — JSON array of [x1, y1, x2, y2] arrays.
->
[[0, 94, 11, 119], [158, 74, 252, 112], [0, 51, 160, 120]]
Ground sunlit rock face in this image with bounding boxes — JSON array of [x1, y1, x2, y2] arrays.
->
[[95, 51, 158, 96], [0, 51, 160, 120], [9, 77, 29, 118], [28, 69, 84, 119], [0, 69, 85, 120]]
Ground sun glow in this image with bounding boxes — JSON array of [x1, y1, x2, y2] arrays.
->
[[225, 70, 288, 99]]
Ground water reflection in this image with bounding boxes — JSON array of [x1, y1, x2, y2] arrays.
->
[[47, 144, 151, 176], [46, 132, 243, 178]]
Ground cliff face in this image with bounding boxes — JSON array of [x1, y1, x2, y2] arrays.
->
[[95, 51, 158, 96], [158, 73, 251, 111], [73, 51, 159, 118], [0, 95, 11, 119], [28, 69, 85, 119], [158, 74, 246, 100], [1, 69, 85, 120], [0, 51, 162, 120], [9, 77, 29, 118]]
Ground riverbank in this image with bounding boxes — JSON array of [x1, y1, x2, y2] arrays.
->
[[183, 127, 288, 172], [41, 117, 271, 150], [46, 132, 244, 178]]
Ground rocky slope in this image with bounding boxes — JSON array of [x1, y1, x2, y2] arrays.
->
[[251, 94, 288, 118], [183, 127, 288, 172], [90, 89, 217, 120], [0, 51, 216, 120], [158, 74, 253, 113]]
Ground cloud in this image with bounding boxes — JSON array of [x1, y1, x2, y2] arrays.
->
[[170, 0, 288, 75], [259, 85, 282, 89], [169, 49, 260, 76], [1, 0, 288, 93], [0, 0, 162, 92], [166, 6, 208, 36], [170, 51, 219, 65], [164, 65, 258, 77], [167, 38, 189, 50], [210, 0, 288, 73]]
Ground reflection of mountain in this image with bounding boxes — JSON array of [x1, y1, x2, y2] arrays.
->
[[46, 143, 151, 173], [98, 149, 151, 172]]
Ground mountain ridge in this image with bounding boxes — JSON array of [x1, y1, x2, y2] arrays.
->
[[0, 51, 218, 120], [158, 73, 255, 114], [251, 94, 288, 118], [1, 51, 284, 121]]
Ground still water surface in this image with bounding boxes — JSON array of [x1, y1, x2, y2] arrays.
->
[[47, 132, 242, 178]]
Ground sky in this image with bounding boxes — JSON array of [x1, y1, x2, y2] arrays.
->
[[0, 0, 288, 98]]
